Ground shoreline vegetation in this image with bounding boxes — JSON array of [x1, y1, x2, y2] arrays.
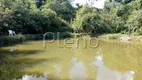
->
[[0, 0, 142, 47], [1, 33, 142, 47], [0, 0, 142, 79]]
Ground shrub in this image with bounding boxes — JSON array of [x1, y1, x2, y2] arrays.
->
[[17, 33, 26, 41], [0, 36, 20, 46]]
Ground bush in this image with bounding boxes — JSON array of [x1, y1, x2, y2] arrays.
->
[[17, 33, 26, 41], [107, 35, 119, 39], [24, 34, 43, 40], [0, 36, 21, 46], [0, 34, 44, 46]]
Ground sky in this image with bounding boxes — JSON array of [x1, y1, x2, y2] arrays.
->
[[69, 0, 106, 9]]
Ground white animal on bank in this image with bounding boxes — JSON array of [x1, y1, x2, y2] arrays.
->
[[8, 30, 16, 36], [93, 55, 135, 80]]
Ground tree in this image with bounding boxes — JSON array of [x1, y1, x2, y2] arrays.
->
[[126, 10, 142, 35], [43, 0, 75, 21], [72, 5, 107, 33], [0, 1, 13, 34], [0, 0, 71, 34]]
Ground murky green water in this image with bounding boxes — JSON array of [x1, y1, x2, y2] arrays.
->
[[0, 38, 142, 80]]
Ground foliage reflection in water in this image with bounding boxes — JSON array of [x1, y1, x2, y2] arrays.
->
[[0, 40, 141, 80]]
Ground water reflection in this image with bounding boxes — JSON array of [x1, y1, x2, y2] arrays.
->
[[13, 73, 48, 80], [53, 63, 62, 79], [4, 40, 141, 80], [69, 57, 87, 80], [92, 55, 135, 80]]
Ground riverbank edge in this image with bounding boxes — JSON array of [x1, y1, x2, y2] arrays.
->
[[0, 33, 71, 47], [94, 34, 142, 42], [0, 33, 142, 47]]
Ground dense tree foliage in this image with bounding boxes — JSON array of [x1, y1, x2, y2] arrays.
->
[[44, 0, 75, 21], [71, 5, 104, 33], [0, 0, 73, 35], [0, 0, 142, 35], [71, 0, 142, 35]]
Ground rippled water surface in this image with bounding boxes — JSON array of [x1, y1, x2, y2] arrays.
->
[[0, 39, 142, 80]]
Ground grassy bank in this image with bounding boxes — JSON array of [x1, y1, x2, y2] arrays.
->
[[0, 34, 43, 47], [0, 33, 71, 47], [1, 33, 142, 47], [70, 33, 142, 43], [91, 33, 142, 43]]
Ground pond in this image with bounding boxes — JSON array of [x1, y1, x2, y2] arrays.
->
[[0, 38, 142, 80]]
